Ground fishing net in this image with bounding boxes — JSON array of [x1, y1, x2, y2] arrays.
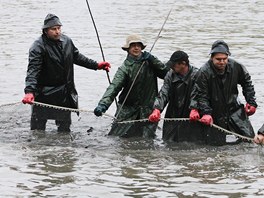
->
[[0, 102, 254, 147], [0, 102, 113, 146]]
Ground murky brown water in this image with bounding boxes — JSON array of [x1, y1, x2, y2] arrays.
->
[[1, 0, 264, 197]]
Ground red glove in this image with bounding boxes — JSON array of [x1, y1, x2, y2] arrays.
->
[[200, 114, 213, 126], [244, 103, 256, 116], [148, 109, 161, 122], [98, 61, 111, 72], [189, 109, 200, 121], [22, 93, 34, 104], [254, 134, 264, 144]]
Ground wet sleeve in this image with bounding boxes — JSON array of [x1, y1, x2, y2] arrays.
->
[[153, 71, 172, 111], [147, 53, 169, 79], [238, 63, 258, 107], [193, 71, 212, 115], [98, 66, 127, 108], [189, 70, 200, 110], [24, 41, 44, 94], [258, 124, 264, 135]]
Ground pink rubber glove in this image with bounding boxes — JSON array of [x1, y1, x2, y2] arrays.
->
[[200, 114, 213, 126], [244, 103, 256, 116], [22, 93, 34, 104], [98, 61, 111, 72], [148, 109, 161, 122], [189, 109, 200, 121]]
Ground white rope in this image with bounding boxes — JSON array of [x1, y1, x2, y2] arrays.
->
[[211, 123, 254, 142], [32, 101, 115, 118], [0, 101, 21, 107]]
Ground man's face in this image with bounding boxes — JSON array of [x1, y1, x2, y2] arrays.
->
[[46, 25, 61, 40], [128, 42, 142, 57], [171, 61, 188, 75], [211, 53, 228, 72]]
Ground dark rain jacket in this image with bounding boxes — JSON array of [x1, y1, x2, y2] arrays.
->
[[258, 124, 264, 136], [98, 51, 169, 138], [153, 65, 204, 142], [191, 58, 257, 145], [25, 34, 98, 109]]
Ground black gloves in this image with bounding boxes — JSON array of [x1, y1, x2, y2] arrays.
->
[[94, 104, 107, 116]]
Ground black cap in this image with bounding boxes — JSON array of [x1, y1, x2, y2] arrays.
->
[[210, 40, 231, 55], [166, 50, 189, 68], [42, 14, 62, 29]]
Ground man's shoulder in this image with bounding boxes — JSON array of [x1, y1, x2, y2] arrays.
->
[[189, 65, 200, 78], [60, 34, 71, 41], [165, 69, 174, 78], [196, 61, 216, 79], [30, 36, 45, 51], [199, 61, 211, 71], [190, 65, 199, 72], [33, 36, 44, 44], [228, 58, 242, 67]]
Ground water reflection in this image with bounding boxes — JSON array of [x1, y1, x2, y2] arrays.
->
[[24, 147, 76, 196]]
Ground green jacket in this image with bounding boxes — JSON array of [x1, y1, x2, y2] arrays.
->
[[98, 51, 169, 137]]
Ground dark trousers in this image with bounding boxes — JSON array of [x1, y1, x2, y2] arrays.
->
[[30, 117, 71, 132], [30, 106, 71, 132]]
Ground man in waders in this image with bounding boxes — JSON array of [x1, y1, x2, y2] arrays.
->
[[148, 50, 204, 143], [94, 34, 169, 138], [22, 14, 111, 132], [189, 40, 257, 145]]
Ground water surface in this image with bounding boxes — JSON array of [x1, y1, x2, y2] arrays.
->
[[0, 0, 264, 197]]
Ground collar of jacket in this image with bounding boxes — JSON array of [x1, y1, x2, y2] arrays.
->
[[125, 51, 150, 66], [171, 65, 193, 83]]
